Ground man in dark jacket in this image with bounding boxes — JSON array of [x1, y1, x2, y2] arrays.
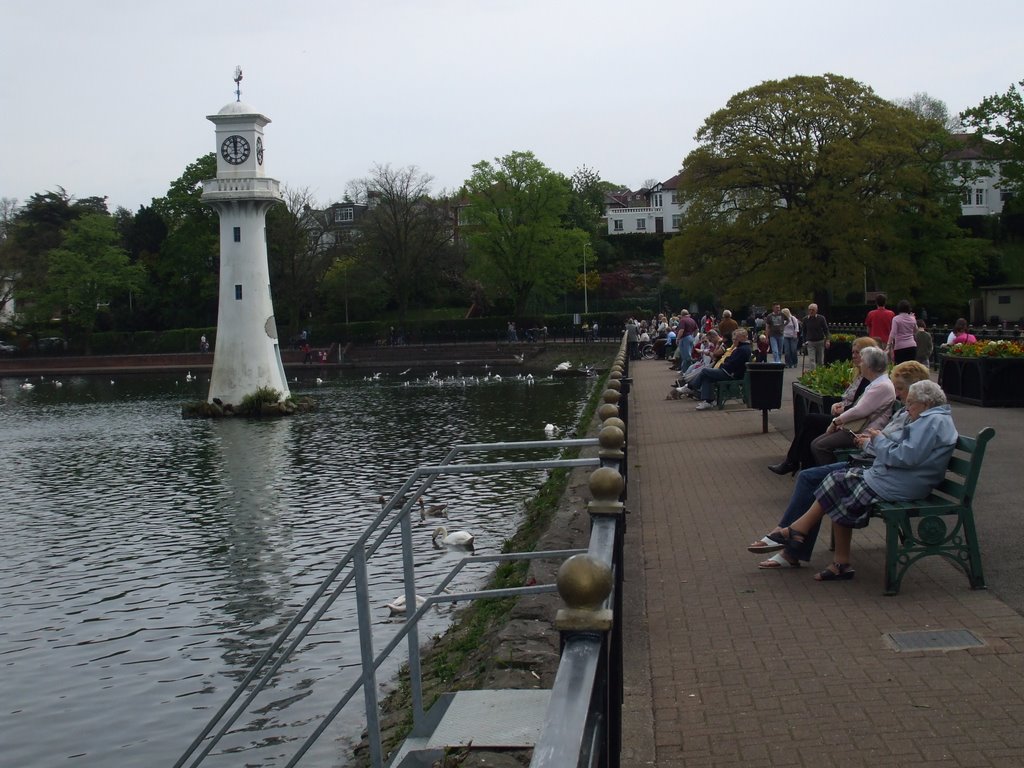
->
[[690, 328, 753, 410], [803, 303, 831, 369]]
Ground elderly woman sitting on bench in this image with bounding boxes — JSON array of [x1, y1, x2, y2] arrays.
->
[[748, 379, 956, 581]]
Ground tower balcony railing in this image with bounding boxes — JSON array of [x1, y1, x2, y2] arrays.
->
[[202, 177, 282, 197]]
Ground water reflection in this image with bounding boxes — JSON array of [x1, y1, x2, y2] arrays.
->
[[0, 370, 591, 767]]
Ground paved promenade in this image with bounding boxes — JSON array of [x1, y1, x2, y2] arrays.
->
[[620, 359, 1024, 767]]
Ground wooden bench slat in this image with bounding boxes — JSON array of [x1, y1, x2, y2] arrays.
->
[[947, 455, 972, 475]]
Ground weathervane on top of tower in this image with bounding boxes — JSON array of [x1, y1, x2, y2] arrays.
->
[[233, 66, 243, 102]]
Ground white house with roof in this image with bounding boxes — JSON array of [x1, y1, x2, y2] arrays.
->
[[947, 133, 1009, 216], [604, 173, 686, 235]]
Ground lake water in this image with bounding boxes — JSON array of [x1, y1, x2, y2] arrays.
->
[[0, 369, 592, 767]]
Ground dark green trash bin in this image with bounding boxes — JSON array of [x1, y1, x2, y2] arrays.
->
[[746, 362, 785, 410]]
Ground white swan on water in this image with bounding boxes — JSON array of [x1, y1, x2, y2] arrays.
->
[[432, 526, 474, 549], [385, 594, 427, 616]]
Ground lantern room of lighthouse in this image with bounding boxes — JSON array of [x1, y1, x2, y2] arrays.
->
[[201, 69, 290, 406]]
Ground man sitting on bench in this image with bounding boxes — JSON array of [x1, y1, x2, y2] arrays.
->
[[686, 328, 752, 411]]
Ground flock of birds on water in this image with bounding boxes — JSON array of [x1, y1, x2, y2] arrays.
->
[[8, 361, 590, 399]]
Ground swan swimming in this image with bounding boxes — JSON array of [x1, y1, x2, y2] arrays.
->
[[432, 526, 474, 549], [385, 594, 427, 616]]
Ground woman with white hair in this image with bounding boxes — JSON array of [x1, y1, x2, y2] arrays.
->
[[753, 379, 957, 581], [808, 346, 895, 466]]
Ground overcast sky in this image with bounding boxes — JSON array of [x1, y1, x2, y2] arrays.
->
[[3, 0, 1022, 214]]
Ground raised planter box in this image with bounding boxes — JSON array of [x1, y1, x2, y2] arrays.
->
[[938, 355, 1024, 407], [792, 382, 844, 434]]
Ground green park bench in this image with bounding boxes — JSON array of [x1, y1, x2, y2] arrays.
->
[[833, 427, 993, 595], [713, 370, 749, 410], [873, 427, 993, 595]]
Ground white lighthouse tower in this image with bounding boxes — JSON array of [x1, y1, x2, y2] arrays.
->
[[202, 68, 290, 406]]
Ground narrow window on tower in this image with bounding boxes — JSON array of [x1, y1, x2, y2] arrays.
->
[[235, 284, 243, 300], [233, 227, 241, 242]]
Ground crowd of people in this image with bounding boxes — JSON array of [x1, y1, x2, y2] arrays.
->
[[628, 297, 962, 583], [627, 303, 826, 411]]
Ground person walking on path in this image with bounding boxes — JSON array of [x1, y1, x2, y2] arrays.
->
[[625, 317, 639, 359], [802, 303, 831, 368], [886, 299, 918, 364], [781, 308, 800, 368], [676, 309, 698, 368], [766, 303, 785, 363], [865, 294, 895, 345], [914, 318, 934, 366]]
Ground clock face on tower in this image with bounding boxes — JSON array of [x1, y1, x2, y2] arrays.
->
[[256, 136, 264, 165], [221, 135, 251, 165]]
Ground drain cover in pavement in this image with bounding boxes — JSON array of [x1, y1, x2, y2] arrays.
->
[[885, 629, 984, 652]]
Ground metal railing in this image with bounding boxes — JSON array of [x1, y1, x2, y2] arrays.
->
[[175, 334, 632, 768], [530, 334, 630, 768]]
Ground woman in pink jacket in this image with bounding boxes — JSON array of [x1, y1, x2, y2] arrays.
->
[[887, 299, 918, 363]]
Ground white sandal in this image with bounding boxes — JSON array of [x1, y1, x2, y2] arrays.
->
[[747, 534, 784, 554], [758, 552, 801, 569]]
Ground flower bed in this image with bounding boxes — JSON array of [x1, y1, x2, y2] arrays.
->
[[943, 340, 1024, 359], [939, 344, 1024, 407], [797, 361, 855, 397], [793, 361, 853, 431]]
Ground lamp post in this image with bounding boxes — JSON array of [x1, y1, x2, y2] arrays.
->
[[582, 242, 591, 316]]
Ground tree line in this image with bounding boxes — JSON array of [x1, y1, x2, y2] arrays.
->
[[2, 74, 1022, 351], [0, 151, 611, 351]]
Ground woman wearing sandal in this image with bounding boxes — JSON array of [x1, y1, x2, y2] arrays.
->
[[750, 361, 931, 569], [751, 379, 956, 580]]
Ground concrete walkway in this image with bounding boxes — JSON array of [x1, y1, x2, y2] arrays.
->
[[621, 359, 1024, 767]]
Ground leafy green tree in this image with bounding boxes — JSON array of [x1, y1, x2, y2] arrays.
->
[[345, 164, 457, 322], [665, 74, 964, 311], [318, 254, 388, 324], [960, 79, 1024, 195], [567, 164, 606, 235], [108, 205, 167, 330], [895, 92, 962, 132], [266, 186, 337, 333], [2, 189, 113, 329], [146, 154, 219, 327], [0, 197, 20, 318], [464, 151, 587, 315], [40, 213, 146, 351]]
